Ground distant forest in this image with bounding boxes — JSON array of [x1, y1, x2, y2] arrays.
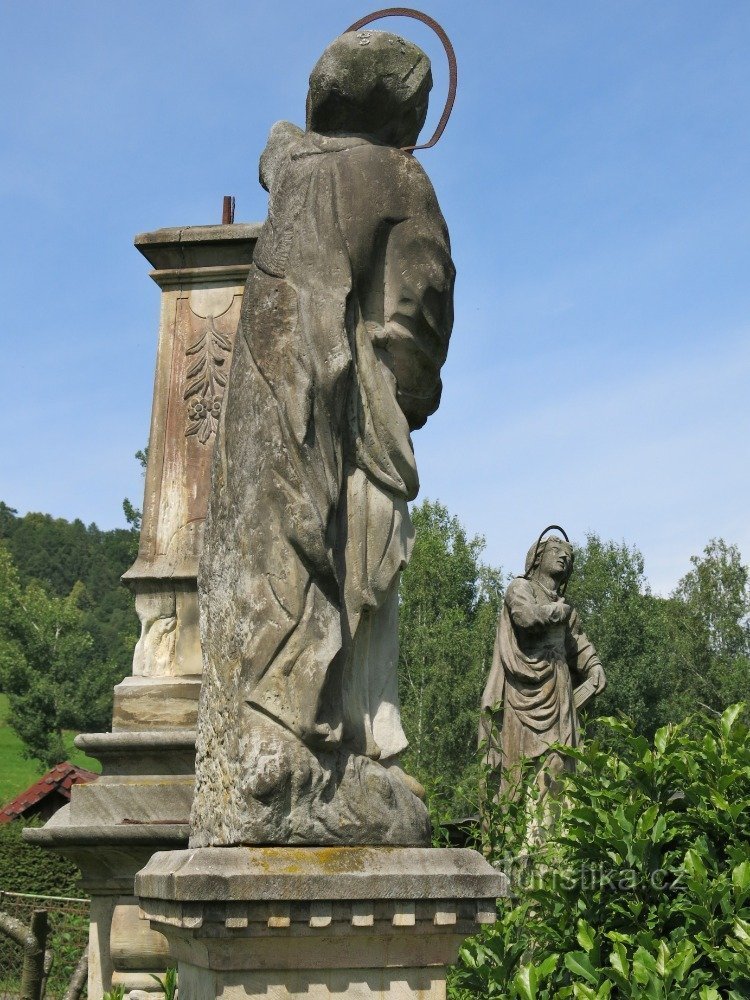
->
[[0, 501, 138, 673]]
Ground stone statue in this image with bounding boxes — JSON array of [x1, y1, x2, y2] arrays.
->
[[479, 533, 606, 801], [190, 29, 454, 847]]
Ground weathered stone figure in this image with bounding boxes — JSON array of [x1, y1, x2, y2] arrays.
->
[[190, 29, 454, 847], [479, 533, 606, 800]]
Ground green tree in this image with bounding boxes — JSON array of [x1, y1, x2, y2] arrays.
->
[[0, 544, 119, 766], [122, 498, 142, 532], [0, 502, 17, 537], [123, 444, 149, 532], [566, 534, 677, 737], [672, 538, 750, 714], [398, 500, 503, 812], [559, 534, 750, 739], [0, 505, 138, 681]]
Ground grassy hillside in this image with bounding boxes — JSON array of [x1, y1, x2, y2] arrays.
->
[[0, 694, 100, 806]]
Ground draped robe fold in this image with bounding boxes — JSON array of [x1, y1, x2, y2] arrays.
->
[[479, 577, 602, 794]]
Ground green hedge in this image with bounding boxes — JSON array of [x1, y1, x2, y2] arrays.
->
[[0, 819, 81, 897], [450, 706, 750, 999]]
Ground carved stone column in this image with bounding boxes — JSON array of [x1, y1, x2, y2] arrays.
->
[[25, 223, 260, 1000]]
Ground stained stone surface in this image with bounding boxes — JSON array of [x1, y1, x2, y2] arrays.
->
[[191, 30, 455, 847], [136, 846, 510, 902], [192, 707, 430, 847]]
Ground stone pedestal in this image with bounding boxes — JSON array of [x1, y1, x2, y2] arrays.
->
[[136, 847, 507, 1000], [25, 223, 260, 999]]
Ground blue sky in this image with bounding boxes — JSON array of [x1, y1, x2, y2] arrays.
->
[[1, 1, 748, 593]]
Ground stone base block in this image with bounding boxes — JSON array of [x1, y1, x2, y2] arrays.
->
[[136, 847, 507, 1000], [113, 676, 202, 730]]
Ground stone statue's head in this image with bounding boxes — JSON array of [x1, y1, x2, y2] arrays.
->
[[525, 535, 574, 585], [306, 30, 432, 148]]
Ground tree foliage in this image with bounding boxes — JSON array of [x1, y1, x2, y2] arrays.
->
[[673, 539, 750, 715], [122, 445, 149, 531], [566, 536, 670, 736], [0, 503, 138, 765], [566, 534, 750, 740], [0, 819, 81, 896], [398, 500, 503, 809], [0, 501, 138, 679], [0, 545, 123, 765]]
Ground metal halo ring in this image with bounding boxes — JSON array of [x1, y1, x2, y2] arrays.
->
[[345, 7, 457, 152]]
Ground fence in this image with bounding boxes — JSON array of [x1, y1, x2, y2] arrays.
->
[[0, 892, 88, 1000]]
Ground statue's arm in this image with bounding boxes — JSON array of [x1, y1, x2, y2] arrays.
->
[[380, 159, 456, 430], [505, 578, 568, 630], [566, 609, 607, 688]]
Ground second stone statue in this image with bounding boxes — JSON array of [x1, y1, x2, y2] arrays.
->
[[190, 28, 455, 847]]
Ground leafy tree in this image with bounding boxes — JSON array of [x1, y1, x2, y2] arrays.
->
[[398, 500, 503, 811], [0, 476, 139, 763], [566, 535, 677, 738], [0, 502, 17, 537], [676, 539, 750, 659], [123, 444, 149, 532], [0, 544, 125, 765], [564, 534, 750, 738], [672, 539, 750, 715], [0, 505, 138, 680], [122, 498, 142, 532]]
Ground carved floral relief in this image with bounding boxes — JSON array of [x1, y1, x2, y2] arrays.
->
[[184, 317, 231, 444]]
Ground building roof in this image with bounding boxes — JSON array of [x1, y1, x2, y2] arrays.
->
[[0, 763, 98, 823]]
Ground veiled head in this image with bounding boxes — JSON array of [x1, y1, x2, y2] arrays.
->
[[306, 29, 432, 148], [525, 536, 574, 584]]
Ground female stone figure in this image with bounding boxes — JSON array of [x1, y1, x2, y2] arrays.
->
[[480, 534, 606, 801], [190, 29, 454, 847]]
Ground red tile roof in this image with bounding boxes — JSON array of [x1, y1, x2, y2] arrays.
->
[[0, 763, 98, 823]]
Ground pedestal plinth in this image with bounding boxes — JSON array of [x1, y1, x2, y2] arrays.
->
[[136, 847, 507, 1000]]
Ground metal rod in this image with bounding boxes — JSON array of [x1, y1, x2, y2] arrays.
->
[[0, 892, 87, 904], [222, 195, 235, 224]]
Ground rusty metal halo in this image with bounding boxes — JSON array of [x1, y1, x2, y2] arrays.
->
[[345, 7, 457, 152]]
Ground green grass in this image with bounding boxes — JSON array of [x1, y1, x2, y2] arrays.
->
[[0, 694, 101, 806]]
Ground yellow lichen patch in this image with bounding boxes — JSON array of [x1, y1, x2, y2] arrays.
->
[[243, 845, 399, 875]]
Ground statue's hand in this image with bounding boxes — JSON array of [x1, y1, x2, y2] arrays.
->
[[588, 664, 607, 693], [549, 598, 572, 624]]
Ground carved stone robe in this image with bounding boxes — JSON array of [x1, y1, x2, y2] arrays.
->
[[191, 124, 454, 842], [480, 577, 601, 792]]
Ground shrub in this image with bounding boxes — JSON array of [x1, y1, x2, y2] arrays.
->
[[0, 820, 81, 897], [450, 705, 750, 999]]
